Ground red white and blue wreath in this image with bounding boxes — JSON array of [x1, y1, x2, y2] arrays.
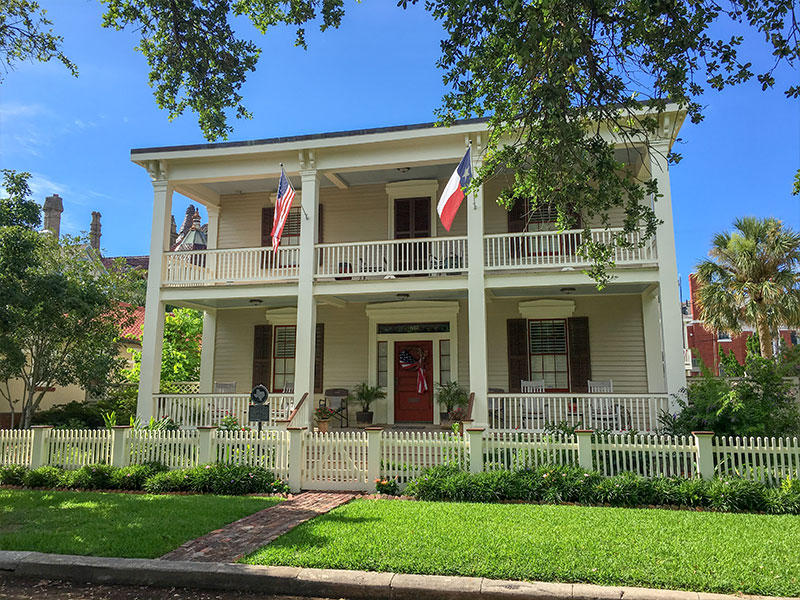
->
[[399, 346, 429, 394]]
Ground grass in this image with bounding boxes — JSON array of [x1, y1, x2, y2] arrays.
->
[[243, 499, 800, 597], [0, 489, 281, 558]]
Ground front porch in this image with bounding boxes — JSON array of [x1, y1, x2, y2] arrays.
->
[[145, 287, 677, 434]]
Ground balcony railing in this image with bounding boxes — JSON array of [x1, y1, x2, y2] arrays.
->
[[315, 236, 468, 279], [162, 247, 300, 286], [488, 393, 670, 433], [155, 393, 294, 428], [484, 228, 657, 271]]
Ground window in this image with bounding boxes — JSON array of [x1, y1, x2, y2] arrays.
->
[[377, 322, 450, 334], [439, 340, 451, 384], [281, 209, 302, 246], [272, 325, 296, 392], [528, 319, 569, 391], [377, 341, 388, 387], [717, 331, 732, 341], [790, 330, 798, 346]]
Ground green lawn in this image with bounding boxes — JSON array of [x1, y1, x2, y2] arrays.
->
[[243, 499, 800, 597], [0, 490, 281, 558]]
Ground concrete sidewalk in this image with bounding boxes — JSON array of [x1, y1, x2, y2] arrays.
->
[[0, 550, 774, 600]]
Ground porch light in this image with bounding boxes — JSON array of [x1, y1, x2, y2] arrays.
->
[[249, 299, 263, 305], [396, 293, 410, 300], [560, 287, 576, 295], [397, 167, 411, 173]]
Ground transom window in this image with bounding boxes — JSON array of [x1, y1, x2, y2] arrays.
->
[[528, 319, 569, 391], [273, 325, 296, 392]]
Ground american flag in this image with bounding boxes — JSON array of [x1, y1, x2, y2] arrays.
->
[[399, 349, 428, 394], [271, 168, 296, 252]]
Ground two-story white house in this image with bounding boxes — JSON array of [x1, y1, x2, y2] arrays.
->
[[133, 111, 686, 433]]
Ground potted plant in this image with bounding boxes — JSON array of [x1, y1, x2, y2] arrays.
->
[[314, 405, 335, 433], [348, 382, 386, 426], [436, 381, 468, 429]]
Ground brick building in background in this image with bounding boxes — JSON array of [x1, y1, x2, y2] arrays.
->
[[684, 273, 798, 376]]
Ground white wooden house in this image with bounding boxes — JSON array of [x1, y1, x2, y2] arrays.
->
[[132, 111, 686, 432]]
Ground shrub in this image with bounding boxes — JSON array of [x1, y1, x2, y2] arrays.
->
[[375, 476, 400, 495], [110, 462, 168, 490], [143, 469, 194, 493], [31, 401, 104, 429], [0, 464, 29, 486], [404, 464, 800, 514], [61, 464, 116, 490], [23, 466, 64, 488]]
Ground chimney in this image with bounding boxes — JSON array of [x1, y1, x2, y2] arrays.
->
[[42, 194, 64, 238], [90, 211, 102, 251], [170, 216, 178, 248]]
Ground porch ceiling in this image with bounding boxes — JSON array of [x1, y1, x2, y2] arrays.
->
[[490, 282, 652, 298], [320, 289, 468, 305]]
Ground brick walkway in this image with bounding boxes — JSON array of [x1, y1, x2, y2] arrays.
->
[[160, 492, 358, 563]]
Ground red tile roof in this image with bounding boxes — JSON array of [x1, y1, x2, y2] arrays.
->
[[120, 305, 146, 343]]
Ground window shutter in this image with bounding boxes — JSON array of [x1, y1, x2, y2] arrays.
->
[[567, 317, 591, 393], [314, 323, 324, 393], [261, 207, 275, 247], [507, 318, 529, 392], [252, 324, 272, 389]]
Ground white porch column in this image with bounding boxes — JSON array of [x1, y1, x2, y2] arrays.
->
[[137, 174, 173, 422], [650, 141, 687, 408], [466, 160, 488, 428], [294, 168, 320, 428], [641, 286, 666, 393], [199, 309, 217, 393]]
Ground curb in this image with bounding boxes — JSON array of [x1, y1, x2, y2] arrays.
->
[[0, 551, 773, 600]]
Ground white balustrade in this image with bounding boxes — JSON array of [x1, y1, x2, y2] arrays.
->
[[484, 228, 657, 270], [162, 246, 300, 286], [488, 393, 670, 433], [315, 237, 468, 279], [155, 393, 293, 429]]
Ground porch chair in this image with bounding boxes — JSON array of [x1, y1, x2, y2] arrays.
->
[[587, 380, 628, 431], [357, 256, 388, 280], [587, 380, 613, 393], [213, 381, 237, 393], [283, 381, 295, 394], [520, 379, 548, 430], [323, 388, 350, 428]]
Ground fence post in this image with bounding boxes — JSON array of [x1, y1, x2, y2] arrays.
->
[[30, 425, 53, 469], [366, 427, 383, 490], [197, 426, 218, 464], [110, 426, 132, 467], [692, 431, 715, 480], [466, 428, 485, 474], [575, 430, 594, 471], [287, 427, 306, 493]]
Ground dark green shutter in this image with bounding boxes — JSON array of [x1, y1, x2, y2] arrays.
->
[[567, 317, 591, 393], [314, 323, 324, 393], [507, 318, 529, 393], [252, 325, 272, 389]]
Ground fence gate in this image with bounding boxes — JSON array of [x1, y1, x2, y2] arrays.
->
[[302, 431, 369, 491]]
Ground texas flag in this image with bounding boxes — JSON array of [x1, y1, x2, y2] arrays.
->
[[437, 147, 473, 231]]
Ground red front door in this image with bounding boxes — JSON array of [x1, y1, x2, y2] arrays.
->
[[394, 341, 433, 422]]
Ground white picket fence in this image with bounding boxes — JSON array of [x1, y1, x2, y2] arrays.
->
[[0, 429, 32, 466], [1, 427, 798, 492]]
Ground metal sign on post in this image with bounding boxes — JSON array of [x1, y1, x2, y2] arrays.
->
[[249, 384, 270, 432]]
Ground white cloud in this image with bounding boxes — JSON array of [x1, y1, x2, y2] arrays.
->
[[0, 102, 50, 121]]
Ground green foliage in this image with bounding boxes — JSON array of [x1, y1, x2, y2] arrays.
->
[[22, 466, 63, 488], [404, 464, 799, 515], [660, 353, 800, 437], [143, 463, 287, 495], [0, 1, 77, 84], [0, 226, 142, 428], [109, 462, 168, 490], [374, 476, 400, 496], [0, 464, 28, 485], [61, 464, 116, 490], [124, 307, 203, 390], [347, 382, 386, 412], [32, 401, 105, 429], [695, 217, 800, 358], [0, 170, 40, 229], [434, 380, 468, 413]]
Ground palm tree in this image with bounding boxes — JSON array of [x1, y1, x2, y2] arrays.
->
[[695, 217, 800, 359]]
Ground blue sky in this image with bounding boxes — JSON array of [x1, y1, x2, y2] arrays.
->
[[1, 1, 797, 299]]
